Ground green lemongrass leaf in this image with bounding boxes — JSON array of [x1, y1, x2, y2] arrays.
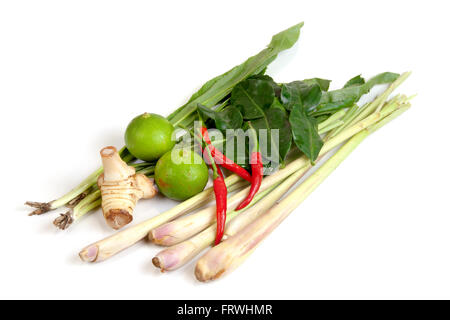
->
[[302, 78, 332, 91], [289, 104, 323, 163], [314, 72, 399, 115], [230, 78, 275, 119], [167, 22, 304, 127], [344, 75, 365, 88], [268, 22, 304, 51]]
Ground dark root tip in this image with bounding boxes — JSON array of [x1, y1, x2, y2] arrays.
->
[[53, 212, 74, 230], [26, 202, 52, 216]]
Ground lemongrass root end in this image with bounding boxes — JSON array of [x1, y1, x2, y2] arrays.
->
[[195, 260, 226, 282], [152, 256, 166, 272], [79, 245, 99, 262], [53, 211, 74, 230], [26, 201, 52, 216]]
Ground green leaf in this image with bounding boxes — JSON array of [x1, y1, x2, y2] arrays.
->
[[280, 81, 322, 111], [230, 79, 275, 119], [314, 72, 400, 115], [344, 75, 365, 88], [251, 107, 292, 163], [197, 104, 243, 131], [300, 83, 322, 110], [215, 106, 243, 131], [167, 22, 304, 127], [289, 104, 323, 162], [268, 22, 304, 51], [248, 74, 281, 97], [280, 81, 302, 111], [302, 78, 332, 91]]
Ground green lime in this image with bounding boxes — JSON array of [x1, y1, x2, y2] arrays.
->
[[125, 113, 175, 161], [155, 149, 209, 201]]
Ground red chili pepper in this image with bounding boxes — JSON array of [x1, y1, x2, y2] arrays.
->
[[235, 151, 263, 211], [235, 124, 263, 211], [196, 121, 228, 245], [201, 127, 252, 182], [213, 169, 227, 244]]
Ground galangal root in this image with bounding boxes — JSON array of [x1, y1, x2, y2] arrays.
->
[[98, 146, 157, 230]]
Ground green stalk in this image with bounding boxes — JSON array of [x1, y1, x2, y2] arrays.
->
[[136, 166, 155, 176], [326, 104, 359, 138], [347, 72, 411, 127], [318, 109, 347, 131], [318, 120, 344, 134]]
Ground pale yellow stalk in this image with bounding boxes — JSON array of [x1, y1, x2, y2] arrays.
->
[[195, 130, 370, 281], [152, 163, 312, 271]]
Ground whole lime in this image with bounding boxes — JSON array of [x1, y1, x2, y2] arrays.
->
[[155, 148, 209, 201], [125, 113, 175, 161]]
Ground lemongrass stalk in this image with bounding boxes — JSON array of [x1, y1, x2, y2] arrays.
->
[[130, 162, 154, 169], [152, 162, 312, 271], [149, 99, 407, 246], [136, 166, 155, 176], [327, 104, 359, 138], [195, 130, 370, 281], [79, 174, 246, 262], [348, 72, 411, 127], [318, 109, 347, 131], [194, 103, 411, 282], [318, 120, 344, 134], [223, 162, 315, 237], [149, 161, 311, 246], [152, 180, 282, 271], [53, 189, 101, 230], [368, 103, 411, 133]]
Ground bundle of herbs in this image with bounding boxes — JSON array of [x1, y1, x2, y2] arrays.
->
[[25, 22, 412, 282]]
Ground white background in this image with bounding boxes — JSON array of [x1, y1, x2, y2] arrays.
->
[[1, 0, 449, 299]]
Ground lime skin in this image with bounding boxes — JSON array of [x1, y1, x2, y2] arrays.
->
[[125, 113, 175, 161], [155, 148, 209, 201]]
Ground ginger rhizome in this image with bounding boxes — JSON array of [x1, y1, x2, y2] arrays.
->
[[98, 146, 157, 230]]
